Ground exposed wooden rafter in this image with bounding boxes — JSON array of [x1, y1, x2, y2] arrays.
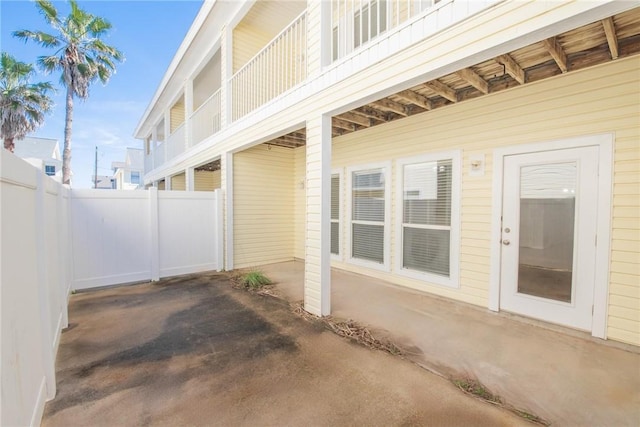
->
[[457, 67, 489, 94], [543, 37, 568, 73], [333, 117, 357, 131], [338, 112, 372, 127], [423, 80, 457, 102], [495, 54, 525, 84], [396, 90, 432, 110], [371, 98, 408, 116], [602, 17, 619, 59], [354, 106, 391, 122]]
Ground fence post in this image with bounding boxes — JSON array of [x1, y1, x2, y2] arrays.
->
[[149, 187, 160, 281], [34, 170, 56, 399], [57, 184, 69, 329]]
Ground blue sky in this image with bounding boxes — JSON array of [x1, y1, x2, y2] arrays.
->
[[1, 0, 203, 188]]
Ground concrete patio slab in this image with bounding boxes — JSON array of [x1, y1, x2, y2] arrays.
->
[[258, 260, 640, 426], [43, 273, 526, 426]]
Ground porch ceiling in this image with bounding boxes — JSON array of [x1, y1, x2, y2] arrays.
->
[[266, 6, 640, 147]]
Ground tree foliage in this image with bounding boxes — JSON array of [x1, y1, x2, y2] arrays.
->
[[14, 0, 124, 184], [0, 53, 54, 152]]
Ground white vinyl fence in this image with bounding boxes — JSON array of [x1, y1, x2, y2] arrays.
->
[[71, 188, 223, 290], [1, 151, 223, 426], [1, 151, 71, 427]]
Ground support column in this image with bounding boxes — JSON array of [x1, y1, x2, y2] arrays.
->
[[221, 152, 234, 271], [305, 115, 331, 316], [185, 167, 195, 191], [163, 110, 171, 161], [220, 25, 232, 128], [164, 176, 172, 191], [185, 79, 193, 149]]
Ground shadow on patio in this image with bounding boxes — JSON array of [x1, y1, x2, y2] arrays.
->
[[258, 260, 640, 426]]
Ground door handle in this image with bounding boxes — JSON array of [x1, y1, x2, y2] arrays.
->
[[502, 239, 510, 246]]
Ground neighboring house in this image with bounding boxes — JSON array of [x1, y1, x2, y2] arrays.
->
[[111, 148, 144, 190], [134, 1, 640, 348], [13, 136, 62, 182], [92, 175, 116, 189]]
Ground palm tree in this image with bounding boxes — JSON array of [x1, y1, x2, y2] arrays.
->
[[0, 53, 54, 153], [14, 0, 123, 184]]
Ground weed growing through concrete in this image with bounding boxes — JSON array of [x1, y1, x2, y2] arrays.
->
[[453, 378, 502, 404], [233, 270, 272, 290]]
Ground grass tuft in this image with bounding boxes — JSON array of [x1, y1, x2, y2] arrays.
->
[[453, 378, 502, 404], [238, 270, 272, 290]]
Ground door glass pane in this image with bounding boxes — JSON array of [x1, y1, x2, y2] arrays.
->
[[518, 162, 576, 302]]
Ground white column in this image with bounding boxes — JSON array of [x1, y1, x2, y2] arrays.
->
[[304, 115, 331, 316], [185, 79, 193, 149], [151, 127, 158, 171], [164, 176, 172, 191], [149, 187, 160, 281], [163, 110, 171, 161], [220, 25, 232, 127], [221, 152, 234, 270], [185, 167, 195, 191]]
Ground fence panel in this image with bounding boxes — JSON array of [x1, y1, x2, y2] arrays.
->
[[0, 151, 69, 427], [71, 189, 222, 290], [158, 190, 221, 277]]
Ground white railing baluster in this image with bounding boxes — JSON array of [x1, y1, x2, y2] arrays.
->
[[230, 11, 307, 121]]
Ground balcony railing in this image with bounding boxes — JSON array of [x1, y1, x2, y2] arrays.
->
[[191, 88, 222, 146], [154, 142, 166, 168], [167, 124, 186, 160], [331, 0, 455, 61], [231, 11, 306, 122], [144, 152, 153, 174]]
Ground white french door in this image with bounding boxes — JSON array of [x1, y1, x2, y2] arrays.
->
[[499, 146, 599, 330]]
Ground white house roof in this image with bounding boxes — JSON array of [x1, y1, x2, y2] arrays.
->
[[14, 137, 60, 161]]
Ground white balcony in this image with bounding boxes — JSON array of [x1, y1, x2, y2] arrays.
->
[[167, 124, 186, 160], [231, 11, 307, 122], [191, 88, 222, 146], [154, 141, 166, 168]]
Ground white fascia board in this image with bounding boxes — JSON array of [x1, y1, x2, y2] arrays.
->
[[133, 0, 217, 139]]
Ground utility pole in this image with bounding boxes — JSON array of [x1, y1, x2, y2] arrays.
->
[[94, 146, 98, 189]]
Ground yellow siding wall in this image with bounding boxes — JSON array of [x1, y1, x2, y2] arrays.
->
[[170, 98, 185, 133], [327, 58, 639, 346], [234, 144, 295, 268], [171, 173, 186, 191], [194, 169, 221, 191], [158, 180, 166, 190], [294, 146, 306, 259]]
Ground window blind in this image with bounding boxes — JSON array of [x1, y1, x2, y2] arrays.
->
[[402, 159, 452, 276], [352, 169, 385, 263], [331, 174, 340, 255]]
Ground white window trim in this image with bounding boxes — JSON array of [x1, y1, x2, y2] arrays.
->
[[331, 168, 343, 261], [394, 150, 461, 288], [346, 161, 392, 272]]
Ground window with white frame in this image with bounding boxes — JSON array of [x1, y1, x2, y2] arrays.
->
[[397, 151, 460, 286], [349, 164, 389, 267], [331, 173, 341, 256], [44, 165, 55, 176]]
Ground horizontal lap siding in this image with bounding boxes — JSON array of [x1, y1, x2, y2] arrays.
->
[[294, 146, 306, 259], [194, 170, 220, 191], [329, 58, 639, 345], [171, 173, 186, 191], [234, 144, 295, 267]]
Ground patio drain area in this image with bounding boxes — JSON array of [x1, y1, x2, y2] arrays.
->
[[43, 273, 526, 426]]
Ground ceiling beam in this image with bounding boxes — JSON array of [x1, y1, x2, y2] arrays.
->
[[423, 80, 457, 102], [543, 37, 568, 73], [495, 54, 525, 84], [338, 112, 372, 127], [332, 117, 357, 131], [396, 90, 432, 110], [457, 67, 489, 94], [602, 17, 619, 59], [354, 106, 391, 122], [371, 98, 408, 116]]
